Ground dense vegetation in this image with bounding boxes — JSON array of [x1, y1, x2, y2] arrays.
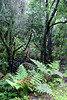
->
[[0, 0, 67, 100]]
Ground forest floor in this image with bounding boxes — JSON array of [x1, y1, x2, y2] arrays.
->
[[12, 56, 67, 100], [29, 57, 67, 100], [0, 56, 67, 100], [29, 79, 67, 100]]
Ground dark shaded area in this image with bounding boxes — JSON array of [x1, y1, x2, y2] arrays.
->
[[59, 57, 67, 83], [60, 57, 67, 70]]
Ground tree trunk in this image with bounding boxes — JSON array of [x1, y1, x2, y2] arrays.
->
[[7, 48, 13, 73], [41, 0, 60, 64], [40, 50, 43, 62], [41, 0, 49, 63], [47, 32, 53, 62]]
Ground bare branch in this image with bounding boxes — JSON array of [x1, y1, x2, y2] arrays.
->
[[50, 0, 56, 9], [23, 31, 32, 51], [13, 44, 25, 53], [13, 31, 32, 54], [50, 20, 67, 27], [34, 42, 41, 51], [48, 0, 60, 25]]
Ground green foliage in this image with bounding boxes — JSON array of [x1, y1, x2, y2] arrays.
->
[[0, 60, 2, 65], [0, 49, 8, 74], [6, 65, 33, 94], [16, 64, 28, 80], [48, 78, 62, 88], [26, 0, 45, 51], [31, 59, 63, 78], [6, 64, 53, 96], [53, 83, 67, 100], [52, 23, 67, 58], [30, 71, 44, 86], [0, 77, 17, 100], [36, 84, 52, 94], [10, 97, 21, 100], [63, 70, 67, 77], [31, 59, 63, 88], [28, 70, 52, 94], [0, 59, 66, 99]]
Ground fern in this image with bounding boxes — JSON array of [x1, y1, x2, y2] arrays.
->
[[28, 70, 52, 94], [31, 59, 46, 69], [6, 74, 21, 90], [15, 64, 28, 80], [47, 61, 60, 71], [36, 84, 52, 94], [31, 59, 48, 74], [6, 65, 29, 90], [6, 63, 53, 94], [6, 64, 28, 90], [30, 59, 63, 79], [51, 71, 63, 78], [30, 72, 44, 86]]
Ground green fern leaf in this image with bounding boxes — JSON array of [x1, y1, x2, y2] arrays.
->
[[31, 59, 46, 69], [16, 64, 28, 80], [51, 71, 63, 77], [36, 84, 52, 94]]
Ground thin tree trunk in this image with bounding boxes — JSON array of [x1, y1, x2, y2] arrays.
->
[[40, 50, 43, 62], [41, 0, 49, 63], [47, 32, 53, 62], [41, 0, 60, 64]]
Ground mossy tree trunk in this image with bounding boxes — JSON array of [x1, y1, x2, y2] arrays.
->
[[41, 0, 60, 64]]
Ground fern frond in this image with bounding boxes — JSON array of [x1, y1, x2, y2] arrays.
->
[[51, 71, 63, 78], [6, 65, 28, 90], [30, 59, 46, 69], [31, 59, 63, 81], [36, 84, 52, 94], [48, 61, 60, 70], [30, 59, 48, 74], [15, 64, 28, 80], [30, 72, 44, 86]]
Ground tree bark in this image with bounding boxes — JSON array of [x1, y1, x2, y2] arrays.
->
[[41, 0, 60, 64], [41, 0, 49, 63], [47, 32, 53, 62]]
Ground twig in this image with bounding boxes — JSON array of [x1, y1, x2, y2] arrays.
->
[[13, 31, 32, 54], [50, 0, 56, 9], [34, 42, 41, 51], [23, 32, 32, 51]]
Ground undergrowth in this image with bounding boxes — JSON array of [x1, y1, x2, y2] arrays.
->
[[53, 82, 67, 100], [0, 59, 64, 100]]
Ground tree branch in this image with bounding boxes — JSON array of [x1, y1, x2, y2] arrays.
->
[[13, 31, 32, 54], [13, 44, 25, 53], [50, 0, 56, 9], [34, 42, 41, 51], [23, 32, 32, 51], [50, 20, 67, 27], [0, 33, 9, 51], [48, 0, 60, 25]]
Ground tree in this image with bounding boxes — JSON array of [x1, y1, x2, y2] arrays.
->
[[0, 0, 32, 73], [27, 0, 67, 63]]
